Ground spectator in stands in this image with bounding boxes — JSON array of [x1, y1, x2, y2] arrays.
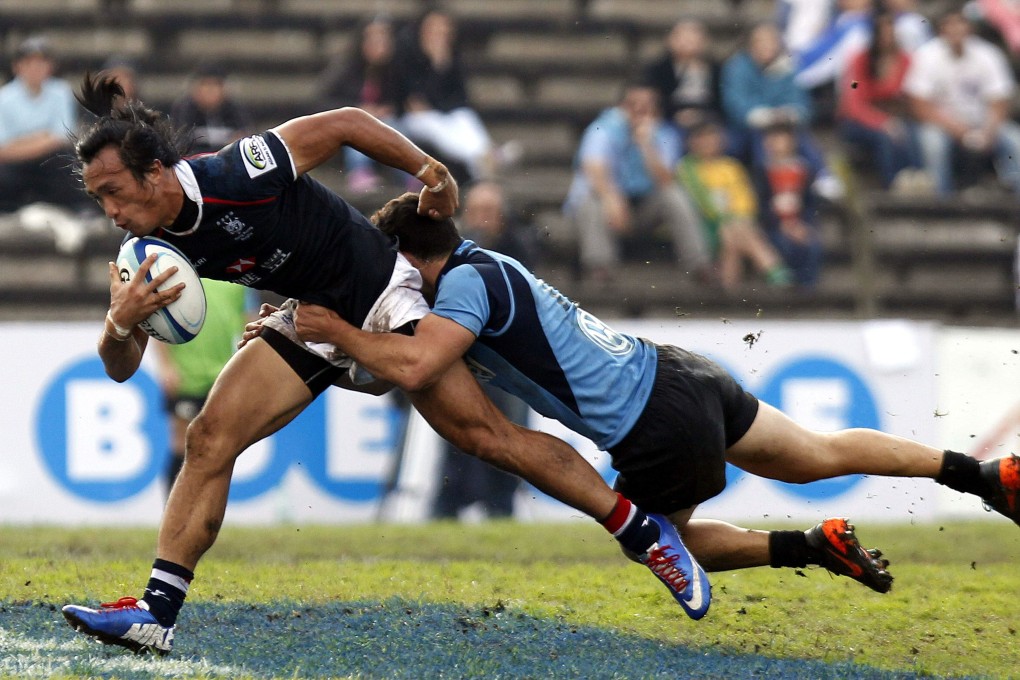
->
[[563, 82, 711, 284], [155, 280, 255, 496], [755, 122, 824, 288], [317, 17, 402, 194], [0, 36, 83, 213], [641, 18, 724, 135], [676, 120, 791, 290], [394, 7, 497, 182], [721, 22, 843, 201], [837, 9, 923, 190], [794, 0, 874, 92], [903, 9, 1020, 197], [433, 182, 532, 520], [171, 62, 253, 155]]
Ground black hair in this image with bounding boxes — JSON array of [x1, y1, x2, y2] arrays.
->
[[371, 192, 461, 260], [72, 71, 191, 181], [866, 10, 896, 79]]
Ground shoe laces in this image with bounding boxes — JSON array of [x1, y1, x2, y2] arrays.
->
[[645, 545, 689, 593], [100, 596, 141, 611]]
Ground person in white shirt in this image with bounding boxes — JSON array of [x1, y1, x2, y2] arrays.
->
[[0, 36, 82, 212], [903, 9, 1020, 196]]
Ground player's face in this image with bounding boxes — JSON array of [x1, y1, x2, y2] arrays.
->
[[83, 146, 165, 236]]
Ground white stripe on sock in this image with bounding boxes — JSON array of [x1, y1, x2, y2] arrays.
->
[[611, 504, 638, 538], [150, 568, 190, 594]]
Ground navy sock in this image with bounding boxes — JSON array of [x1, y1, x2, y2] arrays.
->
[[936, 450, 986, 497], [600, 493, 661, 555], [142, 558, 193, 627], [769, 530, 817, 568]]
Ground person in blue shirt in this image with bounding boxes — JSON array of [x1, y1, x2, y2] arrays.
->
[[61, 72, 706, 656], [563, 82, 710, 283], [285, 191, 1020, 604], [0, 37, 85, 213]]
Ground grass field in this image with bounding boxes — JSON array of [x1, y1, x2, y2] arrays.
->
[[2, 520, 1017, 679]]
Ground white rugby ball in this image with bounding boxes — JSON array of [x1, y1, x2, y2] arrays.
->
[[116, 236, 206, 344]]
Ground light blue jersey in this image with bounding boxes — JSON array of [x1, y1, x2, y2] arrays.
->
[[431, 240, 657, 450]]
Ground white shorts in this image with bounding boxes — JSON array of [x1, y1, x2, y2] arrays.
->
[[261, 253, 430, 382]]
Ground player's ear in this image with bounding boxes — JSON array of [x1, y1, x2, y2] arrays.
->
[[145, 159, 164, 184]]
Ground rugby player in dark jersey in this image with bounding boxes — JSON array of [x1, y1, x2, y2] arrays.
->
[[277, 192, 1020, 603], [61, 73, 708, 656]]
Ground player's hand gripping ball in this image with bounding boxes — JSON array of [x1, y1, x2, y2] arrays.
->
[[116, 236, 206, 344]]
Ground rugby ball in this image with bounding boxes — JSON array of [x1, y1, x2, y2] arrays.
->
[[116, 236, 206, 344]]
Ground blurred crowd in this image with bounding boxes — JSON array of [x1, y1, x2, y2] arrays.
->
[[3, 1, 1020, 291]]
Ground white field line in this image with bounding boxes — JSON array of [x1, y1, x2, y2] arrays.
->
[[0, 627, 243, 678]]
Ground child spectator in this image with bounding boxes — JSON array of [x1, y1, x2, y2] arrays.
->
[[676, 120, 792, 290], [756, 123, 824, 288]]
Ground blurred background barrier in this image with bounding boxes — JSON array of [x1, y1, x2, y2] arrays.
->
[[4, 319, 1016, 526]]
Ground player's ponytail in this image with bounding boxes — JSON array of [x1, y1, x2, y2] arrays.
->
[[75, 70, 126, 118], [72, 71, 191, 181]]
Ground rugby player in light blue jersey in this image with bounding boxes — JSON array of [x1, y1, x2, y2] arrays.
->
[[282, 192, 1020, 604]]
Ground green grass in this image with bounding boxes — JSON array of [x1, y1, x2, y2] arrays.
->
[[2, 520, 1018, 678]]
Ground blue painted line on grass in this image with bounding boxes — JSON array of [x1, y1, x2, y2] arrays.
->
[[4, 600, 947, 679]]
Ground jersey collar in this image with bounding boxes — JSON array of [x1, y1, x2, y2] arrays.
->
[[164, 161, 204, 236]]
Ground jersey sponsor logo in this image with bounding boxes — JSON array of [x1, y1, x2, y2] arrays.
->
[[464, 356, 497, 383], [240, 135, 277, 179], [236, 271, 262, 286], [262, 248, 291, 273], [576, 309, 633, 356], [226, 257, 256, 274], [217, 211, 254, 241]]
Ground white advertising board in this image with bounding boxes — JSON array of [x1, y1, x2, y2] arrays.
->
[[1, 319, 1015, 527]]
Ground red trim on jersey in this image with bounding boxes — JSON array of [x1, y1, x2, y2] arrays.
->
[[203, 196, 278, 207]]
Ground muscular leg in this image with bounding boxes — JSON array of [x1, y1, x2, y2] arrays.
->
[[158, 337, 315, 570], [726, 401, 943, 483], [670, 508, 772, 572], [408, 360, 618, 520]]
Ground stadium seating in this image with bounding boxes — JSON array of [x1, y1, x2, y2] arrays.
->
[[0, 0, 1016, 324]]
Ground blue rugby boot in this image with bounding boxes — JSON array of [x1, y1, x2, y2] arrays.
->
[[639, 514, 711, 620], [62, 596, 174, 655]]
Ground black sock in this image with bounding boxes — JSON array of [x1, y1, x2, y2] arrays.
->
[[769, 530, 820, 568], [600, 493, 661, 555], [142, 558, 193, 627], [935, 450, 986, 497]]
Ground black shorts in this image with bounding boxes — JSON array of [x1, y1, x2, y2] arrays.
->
[[164, 395, 206, 421], [260, 323, 416, 398], [609, 344, 759, 514]]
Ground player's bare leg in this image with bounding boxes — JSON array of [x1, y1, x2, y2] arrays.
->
[[63, 336, 316, 654], [407, 360, 617, 520], [725, 402, 943, 482], [667, 505, 892, 592], [159, 336, 315, 569]]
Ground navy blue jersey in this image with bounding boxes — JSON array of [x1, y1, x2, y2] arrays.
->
[[155, 130, 397, 328], [431, 240, 658, 450]]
